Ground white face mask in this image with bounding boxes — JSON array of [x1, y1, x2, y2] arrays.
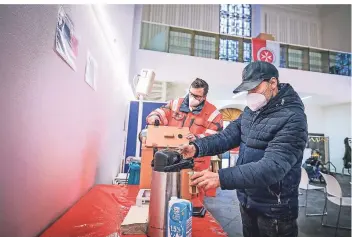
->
[[189, 96, 201, 107], [246, 93, 268, 111], [246, 81, 275, 111]]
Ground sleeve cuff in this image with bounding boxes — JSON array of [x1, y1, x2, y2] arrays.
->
[[218, 169, 227, 190], [189, 141, 200, 158], [218, 167, 238, 190]]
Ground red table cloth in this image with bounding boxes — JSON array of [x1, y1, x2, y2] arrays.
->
[[40, 185, 228, 237]]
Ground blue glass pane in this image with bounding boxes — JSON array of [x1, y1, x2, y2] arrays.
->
[[219, 39, 239, 61], [219, 4, 252, 37], [219, 39, 228, 60], [243, 42, 252, 62], [329, 53, 351, 76], [280, 47, 287, 68], [220, 4, 228, 12], [336, 53, 351, 76], [219, 4, 252, 62]]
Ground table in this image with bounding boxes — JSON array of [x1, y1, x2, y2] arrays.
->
[[40, 185, 228, 237]]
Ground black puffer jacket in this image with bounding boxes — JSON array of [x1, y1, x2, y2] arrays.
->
[[193, 83, 308, 220]]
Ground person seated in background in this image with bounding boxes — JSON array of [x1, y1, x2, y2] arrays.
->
[[179, 61, 308, 237], [146, 78, 223, 200]]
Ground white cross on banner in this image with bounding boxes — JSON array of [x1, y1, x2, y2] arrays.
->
[[252, 38, 280, 67]]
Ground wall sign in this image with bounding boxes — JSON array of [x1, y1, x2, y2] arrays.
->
[[85, 51, 97, 91], [55, 6, 79, 71]]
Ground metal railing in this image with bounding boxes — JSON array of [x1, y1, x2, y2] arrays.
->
[[140, 21, 351, 77]]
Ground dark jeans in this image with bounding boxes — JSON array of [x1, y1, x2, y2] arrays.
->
[[240, 205, 298, 237]]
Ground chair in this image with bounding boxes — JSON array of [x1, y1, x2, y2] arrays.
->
[[320, 172, 352, 237], [341, 166, 351, 176], [299, 167, 326, 216]]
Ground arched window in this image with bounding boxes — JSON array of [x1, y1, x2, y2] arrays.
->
[[219, 4, 252, 62]]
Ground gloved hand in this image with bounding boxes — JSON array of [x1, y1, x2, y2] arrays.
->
[[147, 115, 160, 125]]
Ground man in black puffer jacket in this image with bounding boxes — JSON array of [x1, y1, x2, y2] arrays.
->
[[179, 61, 308, 237]]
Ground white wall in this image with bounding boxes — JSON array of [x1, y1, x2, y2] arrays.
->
[[323, 103, 352, 174], [305, 105, 325, 134], [0, 5, 135, 237], [320, 5, 351, 52]]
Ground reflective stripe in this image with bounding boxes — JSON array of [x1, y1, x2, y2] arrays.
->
[[205, 129, 217, 135], [155, 108, 168, 125], [199, 134, 206, 138], [207, 110, 220, 122], [172, 99, 180, 111], [155, 108, 166, 118]]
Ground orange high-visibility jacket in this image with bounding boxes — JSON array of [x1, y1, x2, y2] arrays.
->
[[146, 96, 223, 198], [146, 96, 223, 139]]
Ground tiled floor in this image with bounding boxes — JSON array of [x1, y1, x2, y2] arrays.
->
[[205, 174, 351, 237]]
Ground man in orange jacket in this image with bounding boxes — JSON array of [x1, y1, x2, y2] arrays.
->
[[146, 78, 223, 201]]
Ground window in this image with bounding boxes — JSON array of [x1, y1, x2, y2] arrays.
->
[[168, 31, 192, 56], [220, 4, 252, 37], [309, 51, 323, 73], [329, 52, 351, 76], [219, 4, 252, 61], [288, 48, 303, 70], [219, 39, 239, 61], [194, 35, 217, 59]]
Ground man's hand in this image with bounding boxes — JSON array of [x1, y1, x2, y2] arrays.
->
[[190, 170, 220, 191], [186, 133, 197, 142], [147, 115, 159, 125], [178, 144, 196, 159]]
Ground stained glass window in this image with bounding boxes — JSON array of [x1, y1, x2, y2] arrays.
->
[[219, 39, 239, 61], [329, 52, 351, 76], [219, 4, 252, 62]]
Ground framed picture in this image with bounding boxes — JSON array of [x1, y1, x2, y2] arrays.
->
[[55, 6, 78, 70], [307, 133, 329, 164]]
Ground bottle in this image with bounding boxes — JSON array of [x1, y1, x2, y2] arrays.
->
[[167, 196, 192, 237]]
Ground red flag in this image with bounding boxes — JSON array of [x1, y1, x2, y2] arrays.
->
[[252, 38, 280, 67]]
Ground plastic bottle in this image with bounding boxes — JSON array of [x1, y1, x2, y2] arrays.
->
[[167, 196, 192, 237]]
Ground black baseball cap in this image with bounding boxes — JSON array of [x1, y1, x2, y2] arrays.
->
[[233, 61, 279, 94]]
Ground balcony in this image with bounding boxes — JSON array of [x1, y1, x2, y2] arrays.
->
[[139, 21, 351, 77]]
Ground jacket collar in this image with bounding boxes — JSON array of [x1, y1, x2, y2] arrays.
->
[[245, 83, 304, 115], [263, 83, 304, 113]]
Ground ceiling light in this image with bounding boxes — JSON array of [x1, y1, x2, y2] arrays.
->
[[232, 91, 247, 99], [301, 96, 312, 100]]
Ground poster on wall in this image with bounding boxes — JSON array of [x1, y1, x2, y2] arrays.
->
[[54, 6, 79, 71], [85, 51, 97, 91], [307, 134, 329, 164]]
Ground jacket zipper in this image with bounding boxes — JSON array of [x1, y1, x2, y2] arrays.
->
[[268, 181, 282, 204]]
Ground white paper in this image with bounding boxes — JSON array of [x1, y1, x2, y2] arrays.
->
[[85, 51, 97, 91]]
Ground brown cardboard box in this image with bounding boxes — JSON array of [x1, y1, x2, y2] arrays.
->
[[139, 125, 190, 190], [257, 33, 275, 41]]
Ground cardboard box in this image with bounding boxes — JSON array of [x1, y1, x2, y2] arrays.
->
[[257, 33, 275, 41], [121, 205, 149, 235]]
